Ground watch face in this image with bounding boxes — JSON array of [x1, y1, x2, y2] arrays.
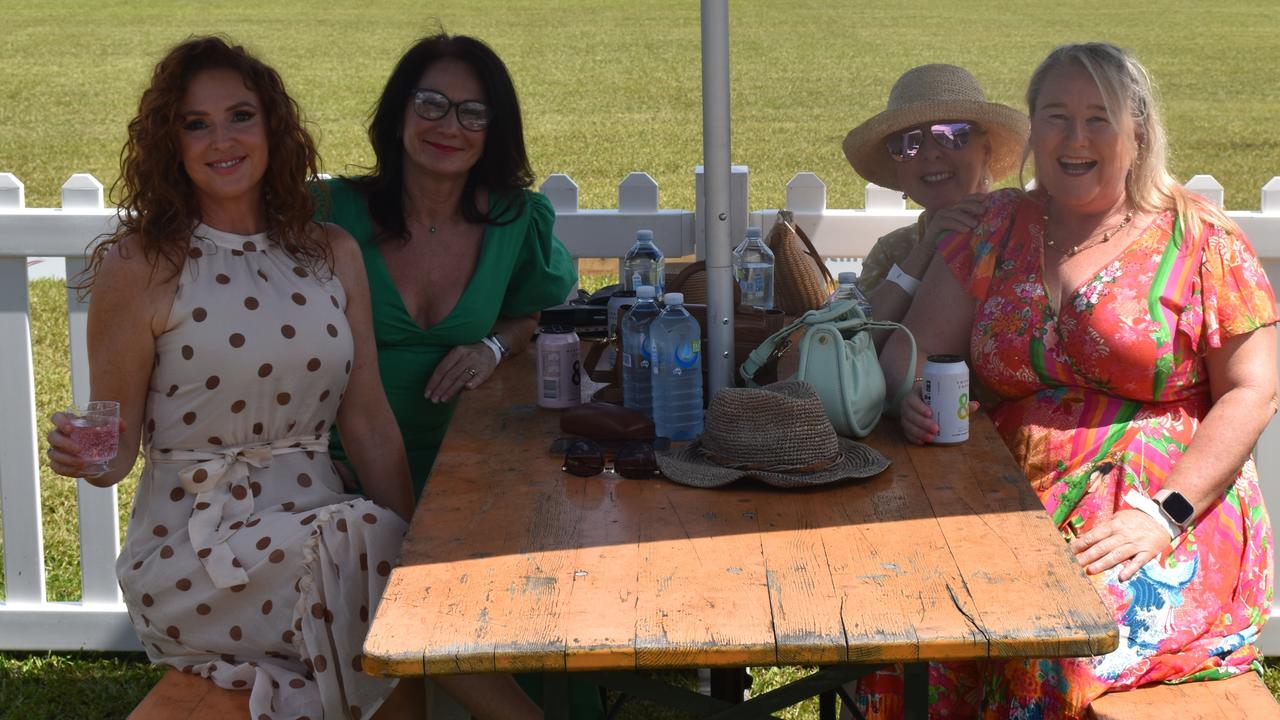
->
[[1160, 492, 1195, 525]]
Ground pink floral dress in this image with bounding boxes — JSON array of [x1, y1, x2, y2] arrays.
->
[[856, 189, 1276, 718]]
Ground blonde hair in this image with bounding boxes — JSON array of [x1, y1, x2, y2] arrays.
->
[[1024, 42, 1233, 239]]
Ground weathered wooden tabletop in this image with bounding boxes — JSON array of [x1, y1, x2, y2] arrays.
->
[[363, 351, 1118, 677]]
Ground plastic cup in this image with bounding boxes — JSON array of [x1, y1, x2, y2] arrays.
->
[[66, 401, 120, 476]]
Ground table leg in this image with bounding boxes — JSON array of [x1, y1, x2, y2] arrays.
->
[[903, 662, 928, 720], [819, 690, 836, 720], [709, 668, 750, 705], [543, 672, 570, 720]]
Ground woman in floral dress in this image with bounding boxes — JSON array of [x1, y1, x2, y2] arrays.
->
[[871, 43, 1277, 718]]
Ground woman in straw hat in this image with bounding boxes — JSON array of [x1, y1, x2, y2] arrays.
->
[[843, 64, 1028, 329], [869, 43, 1276, 717]]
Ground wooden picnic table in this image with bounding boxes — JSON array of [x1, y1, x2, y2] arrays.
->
[[363, 348, 1118, 718]]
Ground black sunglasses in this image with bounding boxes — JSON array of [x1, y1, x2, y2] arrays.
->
[[412, 88, 490, 131], [561, 438, 661, 479], [886, 121, 974, 161]]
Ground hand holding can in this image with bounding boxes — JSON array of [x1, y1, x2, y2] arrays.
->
[[921, 355, 969, 444]]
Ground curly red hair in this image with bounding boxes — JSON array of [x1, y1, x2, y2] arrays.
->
[[83, 36, 325, 286]]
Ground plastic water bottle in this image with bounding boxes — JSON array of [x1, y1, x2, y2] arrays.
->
[[621, 229, 665, 296], [828, 271, 873, 319], [732, 227, 775, 309], [621, 286, 661, 418], [650, 292, 704, 440]]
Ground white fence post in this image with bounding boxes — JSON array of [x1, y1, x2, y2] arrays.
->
[[1186, 174, 1225, 207], [785, 172, 827, 215], [540, 173, 579, 214], [60, 174, 123, 605], [0, 172, 46, 604]]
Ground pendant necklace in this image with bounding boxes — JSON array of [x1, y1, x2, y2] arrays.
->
[[1043, 201, 1134, 257]]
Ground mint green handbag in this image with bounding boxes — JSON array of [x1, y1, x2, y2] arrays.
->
[[739, 299, 916, 438]]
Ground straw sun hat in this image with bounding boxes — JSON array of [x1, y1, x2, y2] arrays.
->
[[842, 64, 1030, 192], [655, 381, 889, 489]]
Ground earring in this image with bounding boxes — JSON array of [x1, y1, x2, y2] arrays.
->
[[901, 192, 909, 200]]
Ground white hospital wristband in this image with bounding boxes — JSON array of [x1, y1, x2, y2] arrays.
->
[[886, 264, 921, 296], [1122, 489, 1179, 539]]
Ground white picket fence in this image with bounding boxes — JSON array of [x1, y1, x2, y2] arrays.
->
[[3, 168, 1280, 655]]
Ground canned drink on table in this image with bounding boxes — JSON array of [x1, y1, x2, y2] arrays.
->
[[922, 354, 969, 444], [536, 326, 582, 409]]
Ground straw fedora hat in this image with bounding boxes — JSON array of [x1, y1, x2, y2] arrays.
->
[[843, 64, 1029, 191], [655, 381, 889, 489]]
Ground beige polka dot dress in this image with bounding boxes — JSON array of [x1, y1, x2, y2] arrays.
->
[[116, 225, 407, 720]]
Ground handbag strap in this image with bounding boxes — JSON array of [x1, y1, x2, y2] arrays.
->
[[739, 299, 918, 412], [778, 210, 835, 287]]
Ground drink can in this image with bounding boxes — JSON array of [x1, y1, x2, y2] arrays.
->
[[536, 326, 582, 409], [922, 354, 969, 444]]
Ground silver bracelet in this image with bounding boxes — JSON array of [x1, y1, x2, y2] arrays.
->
[[481, 335, 505, 365]]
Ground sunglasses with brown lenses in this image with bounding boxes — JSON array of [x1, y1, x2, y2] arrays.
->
[[561, 438, 662, 479]]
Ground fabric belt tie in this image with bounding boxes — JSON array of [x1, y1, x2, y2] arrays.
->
[[154, 436, 329, 589]]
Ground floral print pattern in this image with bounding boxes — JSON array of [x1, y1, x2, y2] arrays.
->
[[856, 189, 1277, 718]]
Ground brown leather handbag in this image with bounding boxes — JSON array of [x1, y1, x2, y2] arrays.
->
[[765, 210, 836, 315]]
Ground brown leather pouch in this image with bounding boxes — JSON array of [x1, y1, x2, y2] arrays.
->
[[560, 402, 656, 441]]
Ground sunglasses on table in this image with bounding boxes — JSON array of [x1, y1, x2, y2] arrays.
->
[[559, 438, 663, 479], [886, 121, 974, 161], [412, 88, 490, 131]]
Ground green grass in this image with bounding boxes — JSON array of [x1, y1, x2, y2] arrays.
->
[[3, 1, 1280, 715], [1, 1, 1278, 213]]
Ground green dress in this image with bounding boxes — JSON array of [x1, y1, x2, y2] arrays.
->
[[317, 178, 577, 496]]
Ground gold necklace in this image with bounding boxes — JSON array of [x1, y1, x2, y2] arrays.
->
[[1043, 203, 1134, 257]]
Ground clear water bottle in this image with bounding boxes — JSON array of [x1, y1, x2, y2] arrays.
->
[[621, 229, 665, 296], [828, 271, 873, 319], [621, 286, 661, 418], [732, 227, 775, 309], [650, 292, 704, 441]]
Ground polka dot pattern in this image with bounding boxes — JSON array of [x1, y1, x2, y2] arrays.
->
[[125, 228, 396, 718]]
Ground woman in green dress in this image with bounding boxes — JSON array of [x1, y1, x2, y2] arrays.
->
[[317, 33, 576, 497], [316, 33, 600, 718]]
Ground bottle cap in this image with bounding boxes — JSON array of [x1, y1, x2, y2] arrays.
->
[[837, 271, 859, 284], [663, 292, 684, 306], [746, 227, 762, 240], [637, 285, 657, 299], [541, 325, 577, 335], [636, 229, 654, 242]]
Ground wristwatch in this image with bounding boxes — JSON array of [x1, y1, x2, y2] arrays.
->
[[1154, 489, 1195, 528]]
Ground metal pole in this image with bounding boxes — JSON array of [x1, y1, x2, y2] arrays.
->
[[699, 0, 734, 393]]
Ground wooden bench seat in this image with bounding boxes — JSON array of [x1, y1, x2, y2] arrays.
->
[[127, 668, 248, 720], [1089, 672, 1279, 719]]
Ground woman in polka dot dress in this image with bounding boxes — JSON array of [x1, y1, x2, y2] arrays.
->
[[45, 38, 544, 720]]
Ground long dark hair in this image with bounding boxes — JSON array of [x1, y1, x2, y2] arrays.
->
[[351, 33, 533, 242], [84, 36, 324, 287]]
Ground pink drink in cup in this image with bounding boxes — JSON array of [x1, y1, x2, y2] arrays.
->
[[67, 401, 120, 476]]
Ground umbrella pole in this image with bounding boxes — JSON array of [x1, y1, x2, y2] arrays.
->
[[700, 0, 734, 394]]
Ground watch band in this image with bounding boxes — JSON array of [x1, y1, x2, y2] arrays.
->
[[886, 264, 921, 296], [1122, 489, 1179, 539]]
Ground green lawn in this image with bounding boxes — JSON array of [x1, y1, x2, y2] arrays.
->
[[3, 1, 1280, 716], [2, 1, 1278, 213]]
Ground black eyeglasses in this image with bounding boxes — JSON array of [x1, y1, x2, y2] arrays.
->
[[887, 121, 974, 161], [412, 88, 490, 131], [561, 438, 661, 479]]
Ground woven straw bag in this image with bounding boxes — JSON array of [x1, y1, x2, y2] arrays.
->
[[766, 210, 835, 315]]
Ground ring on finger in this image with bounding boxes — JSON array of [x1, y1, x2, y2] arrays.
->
[[465, 367, 478, 378]]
